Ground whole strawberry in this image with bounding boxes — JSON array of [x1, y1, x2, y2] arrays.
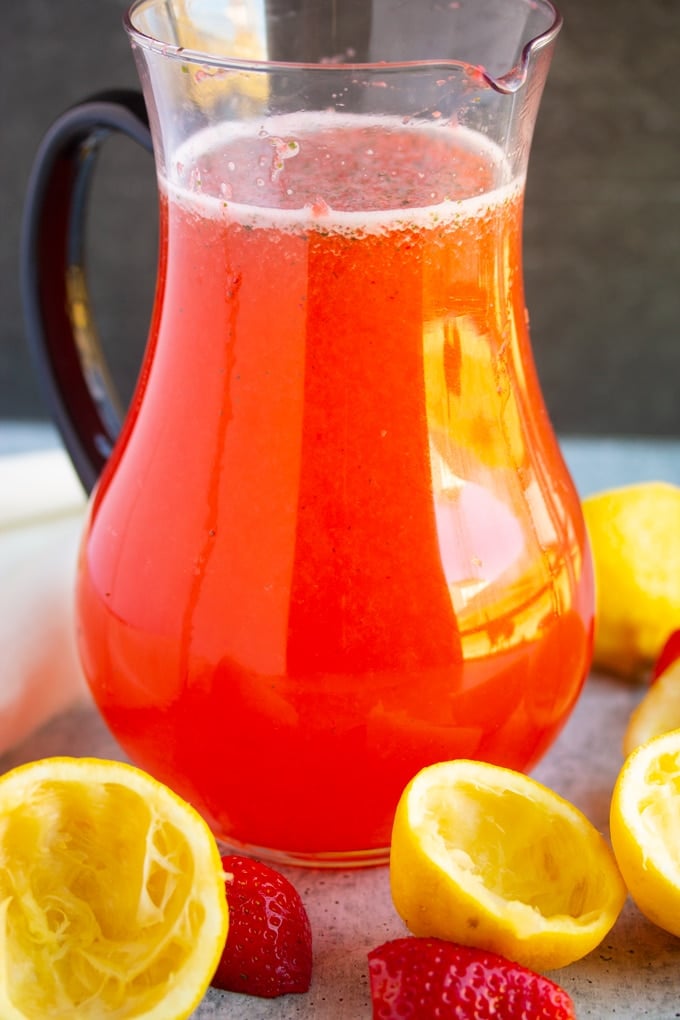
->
[[368, 938, 575, 1019], [212, 854, 313, 998]]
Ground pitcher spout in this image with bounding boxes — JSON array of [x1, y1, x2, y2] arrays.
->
[[481, 0, 562, 95]]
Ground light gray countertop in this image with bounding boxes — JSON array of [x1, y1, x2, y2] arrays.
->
[[1, 428, 680, 1018]]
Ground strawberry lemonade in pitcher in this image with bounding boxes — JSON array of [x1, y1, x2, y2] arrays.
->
[[22, 0, 592, 864]]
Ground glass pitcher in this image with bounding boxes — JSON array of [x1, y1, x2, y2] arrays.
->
[[21, 0, 593, 866]]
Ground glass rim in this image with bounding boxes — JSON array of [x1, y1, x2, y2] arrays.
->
[[124, 0, 562, 94]]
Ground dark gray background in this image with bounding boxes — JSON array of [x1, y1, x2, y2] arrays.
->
[[2, 0, 679, 436]]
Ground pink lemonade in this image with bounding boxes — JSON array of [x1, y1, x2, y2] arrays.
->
[[76, 114, 593, 862]]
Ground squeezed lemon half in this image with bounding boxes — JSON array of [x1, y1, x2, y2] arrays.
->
[[623, 660, 680, 756], [0, 757, 228, 1020], [390, 759, 627, 971], [611, 729, 680, 938]]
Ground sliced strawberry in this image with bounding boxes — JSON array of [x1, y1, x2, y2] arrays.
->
[[211, 854, 313, 998], [651, 629, 680, 682], [368, 937, 575, 1019]]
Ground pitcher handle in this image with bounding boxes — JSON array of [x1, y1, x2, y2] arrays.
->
[[20, 90, 152, 494]]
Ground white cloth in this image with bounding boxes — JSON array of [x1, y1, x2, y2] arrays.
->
[[0, 449, 88, 754]]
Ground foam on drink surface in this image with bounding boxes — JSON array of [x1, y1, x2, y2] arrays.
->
[[163, 112, 521, 234]]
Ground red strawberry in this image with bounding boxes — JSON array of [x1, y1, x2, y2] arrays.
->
[[651, 629, 680, 682], [211, 854, 313, 998], [368, 938, 575, 1019]]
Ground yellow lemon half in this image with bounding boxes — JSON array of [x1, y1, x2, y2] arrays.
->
[[582, 481, 680, 678], [623, 660, 680, 757], [0, 757, 228, 1020], [390, 759, 626, 971], [611, 729, 680, 938]]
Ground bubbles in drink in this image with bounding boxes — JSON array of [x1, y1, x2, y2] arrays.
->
[[166, 112, 518, 230]]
